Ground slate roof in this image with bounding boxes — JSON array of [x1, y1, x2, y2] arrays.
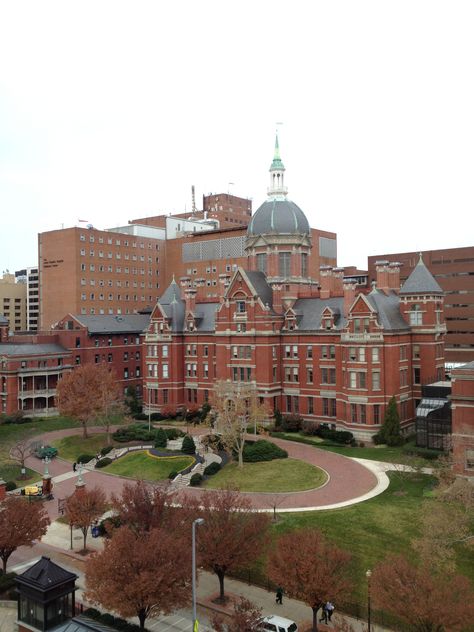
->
[[158, 280, 185, 332], [50, 615, 117, 632], [194, 302, 219, 331], [400, 257, 443, 295], [16, 556, 77, 590], [0, 343, 68, 356], [293, 297, 345, 330], [247, 199, 310, 236], [367, 290, 411, 331], [72, 314, 150, 334], [245, 270, 273, 307]]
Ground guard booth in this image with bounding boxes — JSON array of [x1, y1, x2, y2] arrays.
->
[[16, 556, 78, 631]]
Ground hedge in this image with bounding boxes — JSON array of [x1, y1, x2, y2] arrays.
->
[[95, 457, 112, 468], [190, 473, 203, 486], [77, 453, 95, 464], [5, 481, 16, 491], [154, 428, 168, 449], [402, 442, 441, 460], [243, 440, 288, 462], [100, 445, 113, 456], [204, 461, 221, 476], [181, 435, 196, 455]]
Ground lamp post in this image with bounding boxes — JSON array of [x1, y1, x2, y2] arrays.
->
[[192, 518, 204, 630], [147, 384, 151, 432], [366, 569, 372, 632]]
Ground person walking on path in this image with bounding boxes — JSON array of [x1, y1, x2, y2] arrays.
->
[[72, 462, 77, 472], [320, 603, 329, 624], [326, 601, 335, 622], [275, 586, 283, 605]]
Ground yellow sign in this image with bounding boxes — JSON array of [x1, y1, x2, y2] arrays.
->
[[25, 486, 40, 496], [193, 620, 199, 632]]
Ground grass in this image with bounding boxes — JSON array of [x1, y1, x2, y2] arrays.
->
[[102, 451, 195, 480], [0, 416, 82, 460], [203, 458, 327, 493], [51, 434, 120, 462], [0, 463, 41, 487], [271, 431, 432, 464]]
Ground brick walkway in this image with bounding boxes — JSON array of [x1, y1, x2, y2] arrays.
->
[[23, 426, 379, 516]]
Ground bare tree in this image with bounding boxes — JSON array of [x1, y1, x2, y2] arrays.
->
[[9, 439, 34, 478]]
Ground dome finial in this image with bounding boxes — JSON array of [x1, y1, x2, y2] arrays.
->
[[268, 130, 288, 199]]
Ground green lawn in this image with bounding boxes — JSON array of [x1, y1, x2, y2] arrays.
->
[[0, 463, 41, 488], [51, 434, 120, 462], [203, 458, 327, 492], [102, 451, 195, 481], [271, 432, 432, 464]]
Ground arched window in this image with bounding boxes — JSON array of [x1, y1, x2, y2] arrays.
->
[[410, 304, 423, 326]]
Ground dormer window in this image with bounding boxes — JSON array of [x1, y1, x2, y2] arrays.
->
[[236, 300, 246, 314], [410, 304, 423, 326], [324, 318, 332, 330]]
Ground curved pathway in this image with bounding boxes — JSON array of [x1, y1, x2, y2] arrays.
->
[[24, 426, 384, 516]]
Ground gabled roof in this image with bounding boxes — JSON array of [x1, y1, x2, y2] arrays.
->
[[72, 314, 150, 335], [194, 302, 219, 332], [400, 256, 443, 295], [245, 270, 273, 307], [292, 298, 345, 330], [159, 278, 182, 304], [16, 556, 77, 591]]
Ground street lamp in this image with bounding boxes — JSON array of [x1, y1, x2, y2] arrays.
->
[[366, 569, 372, 632], [192, 518, 204, 630], [147, 384, 151, 432]]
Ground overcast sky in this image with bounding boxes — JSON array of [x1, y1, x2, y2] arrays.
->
[[1, 0, 473, 274]]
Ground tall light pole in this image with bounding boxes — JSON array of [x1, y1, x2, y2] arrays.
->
[[366, 569, 372, 632], [147, 384, 151, 432], [192, 518, 204, 630]]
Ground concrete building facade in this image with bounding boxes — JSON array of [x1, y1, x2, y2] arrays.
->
[[0, 272, 27, 332]]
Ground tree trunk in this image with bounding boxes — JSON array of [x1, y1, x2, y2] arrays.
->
[[1, 555, 7, 575], [312, 606, 319, 632], [238, 445, 244, 468], [82, 527, 88, 552], [82, 421, 88, 439], [217, 569, 226, 602], [138, 609, 147, 629]]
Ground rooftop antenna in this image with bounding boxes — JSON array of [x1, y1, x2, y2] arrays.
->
[[228, 182, 235, 194], [191, 185, 197, 215]]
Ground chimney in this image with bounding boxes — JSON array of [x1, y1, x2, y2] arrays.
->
[[319, 266, 334, 299], [375, 260, 390, 294], [333, 267, 344, 296], [388, 262, 402, 292], [343, 280, 357, 317], [184, 288, 197, 315], [0, 479, 6, 502], [271, 283, 283, 314]]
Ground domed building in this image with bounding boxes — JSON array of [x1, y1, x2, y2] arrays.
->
[[246, 136, 314, 289]]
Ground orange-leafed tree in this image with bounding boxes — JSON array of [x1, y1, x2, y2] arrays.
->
[[56, 363, 122, 439], [211, 596, 264, 632], [0, 496, 50, 573], [65, 486, 106, 552], [110, 480, 176, 534], [372, 555, 474, 632], [85, 525, 190, 629], [196, 488, 270, 602], [267, 529, 352, 632]]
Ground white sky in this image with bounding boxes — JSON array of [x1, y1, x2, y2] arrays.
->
[[1, 0, 473, 273]]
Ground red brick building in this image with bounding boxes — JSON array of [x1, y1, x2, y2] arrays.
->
[[143, 142, 446, 439], [451, 361, 474, 479]]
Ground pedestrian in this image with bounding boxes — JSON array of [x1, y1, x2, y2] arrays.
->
[[326, 602, 335, 622], [320, 603, 328, 624], [275, 586, 283, 605], [72, 461, 77, 472]]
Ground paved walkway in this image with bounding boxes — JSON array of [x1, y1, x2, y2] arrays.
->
[[22, 426, 385, 517]]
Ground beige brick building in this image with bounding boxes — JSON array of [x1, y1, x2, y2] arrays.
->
[[0, 272, 27, 332]]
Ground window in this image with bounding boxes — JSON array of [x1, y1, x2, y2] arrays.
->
[[321, 368, 336, 384], [301, 252, 308, 277], [308, 397, 314, 414], [400, 368, 408, 386], [358, 347, 366, 362], [372, 371, 381, 390], [465, 449, 474, 470], [307, 345, 313, 359], [108, 353, 113, 362], [204, 363, 209, 378], [279, 252, 291, 277], [256, 253, 267, 274], [374, 404, 381, 424], [285, 345, 291, 358], [413, 344, 420, 359], [372, 347, 380, 362], [307, 368, 313, 383], [236, 300, 246, 314], [293, 345, 298, 358], [124, 368, 129, 379], [204, 345, 209, 357], [400, 346, 407, 361], [350, 371, 357, 388], [162, 364, 169, 378], [413, 367, 421, 384], [349, 347, 357, 361], [410, 304, 423, 326]]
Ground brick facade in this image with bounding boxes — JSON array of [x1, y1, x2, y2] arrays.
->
[[451, 361, 474, 479]]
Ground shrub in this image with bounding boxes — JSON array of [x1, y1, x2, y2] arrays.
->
[[0, 572, 17, 598], [95, 457, 112, 468], [318, 427, 354, 444], [181, 435, 196, 455], [165, 428, 185, 440], [168, 470, 178, 480], [302, 420, 319, 436], [274, 409, 283, 429], [190, 473, 203, 486], [112, 425, 156, 443], [154, 428, 168, 449], [201, 434, 225, 452], [243, 440, 288, 462], [402, 443, 441, 460], [204, 461, 221, 476], [372, 432, 384, 445], [379, 396, 403, 446], [132, 413, 147, 421], [150, 412, 165, 421], [97, 515, 121, 537], [100, 445, 113, 456], [77, 453, 95, 464], [281, 414, 303, 432], [5, 481, 16, 491]]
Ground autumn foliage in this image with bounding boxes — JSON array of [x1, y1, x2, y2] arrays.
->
[[267, 529, 352, 632], [85, 525, 190, 629], [110, 480, 177, 534], [0, 496, 50, 573], [196, 488, 270, 602], [56, 363, 122, 438], [211, 596, 264, 632], [65, 486, 106, 551], [372, 554, 474, 632]]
